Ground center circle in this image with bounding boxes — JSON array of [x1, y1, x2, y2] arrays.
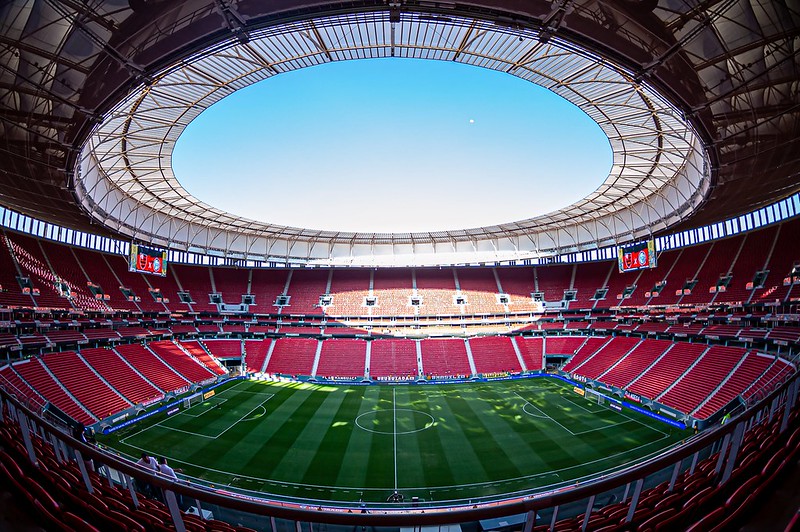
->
[[355, 408, 435, 435]]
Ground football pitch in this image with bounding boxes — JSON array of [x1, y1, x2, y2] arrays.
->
[[99, 377, 689, 506]]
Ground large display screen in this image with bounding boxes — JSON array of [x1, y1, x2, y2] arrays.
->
[[129, 244, 167, 276], [618, 240, 657, 273]]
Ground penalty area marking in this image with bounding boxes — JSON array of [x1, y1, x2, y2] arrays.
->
[[121, 393, 274, 443], [181, 398, 228, 418]]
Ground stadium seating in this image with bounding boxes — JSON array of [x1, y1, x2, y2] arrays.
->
[[457, 269, 505, 314], [694, 352, 774, 419], [659, 345, 747, 414], [571, 336, 640, 381], [0, 365, 43, 407], [115, 343, 190, 393], [513, 336, 543, 370], [244, 339, 272, 373], [372, 269, 414, 316], [148, 341, 217, 382], [0, 232, 38, 308], [495, 267, 537, 312], [315, 338, 366, 378], [600, 339, 673, 389], [679, 235, 744, 305], [180, 340, 229, 374], [570, 261, 613, 309], [266, 337, 318, 375], [752, 221, 800, 303], [283, 269, 329, 315], [7, 233, 71, 310], [369, 338, 418, 378], [415, 268, 458, 315], [79, 347, 163, 404], [561, 337, 610, 373], [249, 269, 289, 312], [545, 336, 585, 356], [326, 269, 371, 316], [103, 255, 169, 313], [535, 264, 573, 302], [468, 336, 521, 374], [42, 351, 130, 420], [70, 247, 140, 312], [628, 343, 707, 400], [171, 264, 217, 313], [420, 338, 471, 378], [13, 358, 94, 425], [212, 267, 250, 305]]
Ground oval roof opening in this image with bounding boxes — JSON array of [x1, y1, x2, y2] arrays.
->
[[173, 58, 612, 233]]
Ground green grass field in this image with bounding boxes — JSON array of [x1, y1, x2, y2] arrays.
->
[[99, 377, 688, 506]]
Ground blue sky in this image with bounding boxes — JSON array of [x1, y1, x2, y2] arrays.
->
[[173, 58, 611, 233]]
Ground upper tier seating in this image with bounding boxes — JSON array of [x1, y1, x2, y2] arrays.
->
[[283, 270, 329, 315], [372, 269, 413, 316], [79, 347, 162, 404], [325, 269, 371, 317], [0, 232, 37, 308], [415, 268, 458, 315], [42, 351, 129, 420], [211, 267, 250, 306], [495, 268, 537, 312], [7, 233, 70, 310], [457, 269, 505, 314]]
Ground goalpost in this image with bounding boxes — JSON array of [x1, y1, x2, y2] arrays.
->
[[584, 387, 605, 406], [183, 393, 204, 409]]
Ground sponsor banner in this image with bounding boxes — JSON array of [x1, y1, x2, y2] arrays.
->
[[624, 392, 642, 403], [572, 374, 588, 384], [167, 406, 180, 416], [203, 390, 216, 400], [609, 401, 622, 412], [660, 409, 678, 418], [774, 340, 789, 346], [573, 387, 585, 396], [112, 413, 129, 423], [142, 395, 164, 407]]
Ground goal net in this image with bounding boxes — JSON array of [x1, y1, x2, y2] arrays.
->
[[183, 393, 203, 410], [584, 388, 605, 406]]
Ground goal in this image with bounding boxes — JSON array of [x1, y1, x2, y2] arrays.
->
[[183, 393, 203, 409], [584, 388, 605, 406]]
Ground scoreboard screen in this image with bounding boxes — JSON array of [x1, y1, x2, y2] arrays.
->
[[129, 244, 167, 276], [618, 240, 657, 273]]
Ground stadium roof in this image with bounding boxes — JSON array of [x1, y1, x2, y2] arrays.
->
[[1, 1, 798, 265]]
